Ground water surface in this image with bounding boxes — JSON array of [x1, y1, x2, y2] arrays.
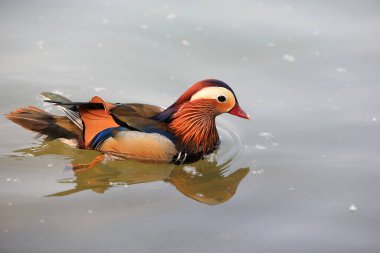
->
[[1, 0, 380, 252]]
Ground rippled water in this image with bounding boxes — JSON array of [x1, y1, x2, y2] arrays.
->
[[8, 119, 248, 205], [1, 0, 380, 253]]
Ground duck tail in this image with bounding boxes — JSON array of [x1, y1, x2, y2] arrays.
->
[[5, 106, 82, 142], [41, 92, 83, 130]]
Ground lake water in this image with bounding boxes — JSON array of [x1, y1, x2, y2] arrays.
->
[[1, 0, 380, 252]]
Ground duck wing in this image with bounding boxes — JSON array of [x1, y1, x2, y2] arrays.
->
[[110, 103, 164, 118], [109, 104, 172, 138], [45, 95, 173, 147]]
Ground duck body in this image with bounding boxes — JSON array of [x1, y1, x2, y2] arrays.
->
[[6, 79, 250, 164]]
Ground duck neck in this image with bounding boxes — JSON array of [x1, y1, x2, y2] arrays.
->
[[169, 101, 219, 154]]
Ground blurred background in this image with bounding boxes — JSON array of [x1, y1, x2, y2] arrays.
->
[[0, 0, 380, 252]]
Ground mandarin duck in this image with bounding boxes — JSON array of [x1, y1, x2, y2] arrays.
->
[[6, 79, 250, 164]]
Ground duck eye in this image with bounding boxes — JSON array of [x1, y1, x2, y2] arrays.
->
[[217, 95, 227, 103]]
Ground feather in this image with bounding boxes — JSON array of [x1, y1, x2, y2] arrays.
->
[[169, 100, 220, 154], [79, 105, 119, 147], [99, 131, 177, 162], [111, 103, 165, 119], [5, 106, 82, 141], [41, 92, 83, 130], [90, 126, 127, 149], [110, 104, 175, 139]]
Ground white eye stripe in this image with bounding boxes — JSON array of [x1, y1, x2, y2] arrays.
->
[[190, 86, 236, 111], [191, 87, 233, 101]]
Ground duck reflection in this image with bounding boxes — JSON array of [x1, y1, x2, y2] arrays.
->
[[15, 140, 249, 205]]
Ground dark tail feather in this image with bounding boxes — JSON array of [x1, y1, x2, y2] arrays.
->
[[40, 92, 73, 106], [41, 92, 83, 130], [6, 106, 82, 141]]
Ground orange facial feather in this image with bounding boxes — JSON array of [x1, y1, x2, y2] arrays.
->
[[169, 100, 219, 154]]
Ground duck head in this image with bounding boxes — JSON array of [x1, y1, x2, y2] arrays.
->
[[154, 79, 250, 154], [155, 79, 250, 121]]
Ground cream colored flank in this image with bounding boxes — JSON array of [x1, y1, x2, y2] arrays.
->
[[99, 131, 177, 161]]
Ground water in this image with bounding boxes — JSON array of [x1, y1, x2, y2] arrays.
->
[[1, 0, 380, 252]]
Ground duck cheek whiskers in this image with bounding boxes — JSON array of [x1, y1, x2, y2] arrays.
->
[[169, 101, 219, 154]]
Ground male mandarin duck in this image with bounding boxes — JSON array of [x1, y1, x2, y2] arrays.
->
[[6, 79, 250, 164]]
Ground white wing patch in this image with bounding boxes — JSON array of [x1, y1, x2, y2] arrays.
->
[[41, 94, 83, 130]]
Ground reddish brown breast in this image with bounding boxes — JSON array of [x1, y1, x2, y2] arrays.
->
[[169, 100, 219, 154]]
